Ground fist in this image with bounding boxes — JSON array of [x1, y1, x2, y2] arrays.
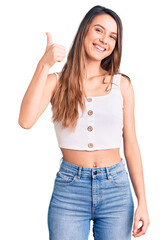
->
[[42, 32, 66, 68]]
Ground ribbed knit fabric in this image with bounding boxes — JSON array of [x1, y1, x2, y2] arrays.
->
[[53, 72, 123, 151]]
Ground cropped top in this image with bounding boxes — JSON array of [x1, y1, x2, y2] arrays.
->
[[53, 72, 123, 151]]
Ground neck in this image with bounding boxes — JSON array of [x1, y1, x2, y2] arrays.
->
[[84, 59, 107, 79]]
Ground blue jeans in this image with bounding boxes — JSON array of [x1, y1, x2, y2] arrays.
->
[[47, 157, 134, 240]]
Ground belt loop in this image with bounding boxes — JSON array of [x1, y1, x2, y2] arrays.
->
[[105, 167, 112, 180], [59, 157, 63, 166], [77, 166, 82, 179], [121, 157, 125, 167]]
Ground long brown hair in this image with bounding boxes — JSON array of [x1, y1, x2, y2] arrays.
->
[[50, 5, 130, 132]]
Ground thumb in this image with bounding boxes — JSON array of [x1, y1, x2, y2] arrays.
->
[[133, 217, 139, 234], [46, 32, 52, 48]]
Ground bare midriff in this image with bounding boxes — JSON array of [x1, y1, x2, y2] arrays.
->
[[60, 148, 122, 168]]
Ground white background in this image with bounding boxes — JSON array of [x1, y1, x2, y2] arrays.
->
[[0, 0, 168, 239]]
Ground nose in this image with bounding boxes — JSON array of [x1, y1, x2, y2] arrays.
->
[[99, 34, 108, 45]]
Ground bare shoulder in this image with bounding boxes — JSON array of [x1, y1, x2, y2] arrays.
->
[[120, 73, 134, 101], [48, 72, 59, 87]]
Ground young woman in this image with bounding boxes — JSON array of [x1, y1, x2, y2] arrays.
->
[[18, 5, 150, 240]]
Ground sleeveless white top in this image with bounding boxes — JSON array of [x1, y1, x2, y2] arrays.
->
[[53, 72, 123, 151]]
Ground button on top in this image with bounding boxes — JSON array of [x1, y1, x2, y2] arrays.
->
[[87, 126, 93, 131], [88, 143, 93, 148], [87, 97, 92, 102], [86, 98, 93, 149], [93, 171, 97, 175], [88, 110, 93, 116]]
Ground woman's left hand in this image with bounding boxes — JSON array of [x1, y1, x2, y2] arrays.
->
[[132, 203, 150, 237]]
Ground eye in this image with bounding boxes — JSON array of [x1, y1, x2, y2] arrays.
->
[[110, 35, 116, 40], [110, 36, 117, 41], [95, 28, 102, 33]]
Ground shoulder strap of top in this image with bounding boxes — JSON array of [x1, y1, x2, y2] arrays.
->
[[112, 73, 121, 88], [54, 72, 59, 80]]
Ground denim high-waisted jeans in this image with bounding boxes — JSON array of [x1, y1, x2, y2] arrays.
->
[[47, 157, 134, 240]]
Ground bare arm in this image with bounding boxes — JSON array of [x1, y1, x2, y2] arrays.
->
[[18, 60, 51, 128], [121, 77, 146, 204], [18, 32, 66, 129], [121, 75, 150, 237]]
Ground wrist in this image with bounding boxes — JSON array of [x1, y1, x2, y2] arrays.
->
[[39, 57, 51, 70], [138, 198, 147, 207]]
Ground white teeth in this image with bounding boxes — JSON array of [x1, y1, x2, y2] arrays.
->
[[94, 44, 105, 51]]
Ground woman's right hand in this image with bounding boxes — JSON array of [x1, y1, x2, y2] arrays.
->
[[41, 32, 66, 68]]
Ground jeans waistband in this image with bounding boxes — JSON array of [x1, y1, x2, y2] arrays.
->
[[59, 157, 126, 180]]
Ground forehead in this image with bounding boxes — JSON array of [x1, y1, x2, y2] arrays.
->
[[90, 14, 117, 32]]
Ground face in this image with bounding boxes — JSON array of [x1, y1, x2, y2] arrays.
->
[[83, 14, 118, 62]]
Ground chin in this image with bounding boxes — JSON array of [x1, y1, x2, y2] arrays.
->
[[90, 52, 107, 61], [93, 54, 109, 61]]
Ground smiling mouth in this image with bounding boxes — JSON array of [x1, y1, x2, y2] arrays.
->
[[93, 43, 106, 52]]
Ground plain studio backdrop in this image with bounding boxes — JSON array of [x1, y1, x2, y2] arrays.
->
[[0, 0, 167, 239]]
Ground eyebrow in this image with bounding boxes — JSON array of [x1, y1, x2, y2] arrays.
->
[[93, 24, 118, 35]]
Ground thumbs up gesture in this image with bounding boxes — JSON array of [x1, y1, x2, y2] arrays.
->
[[41, 32, 66, 68]]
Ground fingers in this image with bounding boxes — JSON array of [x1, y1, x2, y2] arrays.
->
[[46, 32, 52, 48], [132, 219, 150, 237], [42, 32, 66, 67], [52, 43, 66, 52], [133, 225, 143, 237], [52, 44, 66, 62], [132, 205, 150, 237], [132, 216, 139, 235]]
